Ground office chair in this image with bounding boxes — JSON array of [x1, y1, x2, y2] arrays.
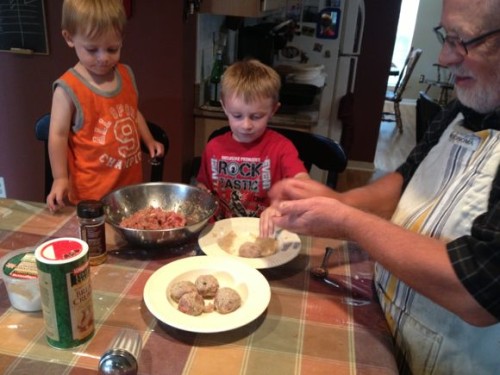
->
[[35, 113, 169, 197], [383, 47, 423, 133], [416, 91, 442, 143], [194, 126, 347, 188]]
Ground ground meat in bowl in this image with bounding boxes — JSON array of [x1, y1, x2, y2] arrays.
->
[[120, 207, 187, 230]]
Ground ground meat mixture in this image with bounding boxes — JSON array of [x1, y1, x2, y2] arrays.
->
[[177, 291, 205, 316], [169, 280, 197, 302], [214, 287, 242, 314], [195, 275, 219, 298], [120, 207, 187, 230]]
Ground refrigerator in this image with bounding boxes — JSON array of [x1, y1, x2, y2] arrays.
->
[[277, 0, 364, 142], [279, 0, 401, 163]]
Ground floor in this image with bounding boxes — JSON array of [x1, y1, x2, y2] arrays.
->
[[337, 101, 416, 191]]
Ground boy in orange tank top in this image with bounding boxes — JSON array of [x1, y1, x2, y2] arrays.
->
[[47, 0, 164, 212]]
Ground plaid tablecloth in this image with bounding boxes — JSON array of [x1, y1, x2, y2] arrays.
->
[[0, 198, 397, 374]]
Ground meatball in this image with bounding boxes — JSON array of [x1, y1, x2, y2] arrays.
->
[[255, 237, 278, 257], [239, 242, 262, 258], [169, 280, 197, 303], [214, 287, 241, 314], [195, 274, 219, 298], [177, 291, 205, 316]]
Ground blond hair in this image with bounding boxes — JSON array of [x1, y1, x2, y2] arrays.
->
[[221, 59, 281, 104], [62, 0, 126, 38]]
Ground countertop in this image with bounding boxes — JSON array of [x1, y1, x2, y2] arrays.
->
[[194, 103, 319, 129]]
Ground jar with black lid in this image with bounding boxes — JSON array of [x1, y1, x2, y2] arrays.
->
[[77, 200, 107, 266]]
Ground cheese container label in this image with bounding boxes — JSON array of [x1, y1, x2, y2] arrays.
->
[[35, 237, 95, 349]]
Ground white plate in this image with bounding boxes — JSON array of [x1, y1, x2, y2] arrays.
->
[[198, 217, 301, 269], [143, 256, 271, 333]]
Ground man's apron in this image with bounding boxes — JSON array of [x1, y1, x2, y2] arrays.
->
[[375, 115, 500, 374]]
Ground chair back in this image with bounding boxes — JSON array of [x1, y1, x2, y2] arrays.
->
[[206, 126, 347, 188], [392, 47, 423, 100], [416, 91, 441, 142], [34, 114, 169, 197], [34, 114, 52, 197], [143, 121, 169, 182]]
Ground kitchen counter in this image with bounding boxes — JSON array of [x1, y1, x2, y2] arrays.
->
[[194, 103, 319, 129], [193, 83, 320, 156]]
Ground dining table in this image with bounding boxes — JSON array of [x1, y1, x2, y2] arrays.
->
[[0, 198, 398, 374]]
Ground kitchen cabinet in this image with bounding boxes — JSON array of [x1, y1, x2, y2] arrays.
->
[[194, 117, 226, 156], [199, 0, 286, 17]]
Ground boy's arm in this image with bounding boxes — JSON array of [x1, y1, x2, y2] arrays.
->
[[137, 111, 164, 158], [46, 87, 73, 211]]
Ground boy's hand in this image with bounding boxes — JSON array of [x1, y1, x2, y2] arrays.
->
[[46, 177, 69, 212], [148, 141, 164, 159]]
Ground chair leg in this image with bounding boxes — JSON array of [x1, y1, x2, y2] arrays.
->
[[394, 102, 403, 133]]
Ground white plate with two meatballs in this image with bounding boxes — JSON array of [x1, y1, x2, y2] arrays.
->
[[198, 217, 302, 269], [143, 255, 271, 333]]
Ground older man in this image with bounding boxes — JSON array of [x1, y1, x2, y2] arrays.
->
[[263, 0, 500, 373]]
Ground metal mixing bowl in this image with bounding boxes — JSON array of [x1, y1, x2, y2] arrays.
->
[[101, 182, 216, 249]]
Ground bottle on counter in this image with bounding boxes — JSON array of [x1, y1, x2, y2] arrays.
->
[[208, 50, 224, 107], [77, 200, 107, 266]]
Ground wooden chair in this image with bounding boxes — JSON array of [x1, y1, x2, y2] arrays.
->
[[193, 126, 347, 188], [424, 63, 455, 106], [34, 114, 169, 197], [383, 47, 423, 133]]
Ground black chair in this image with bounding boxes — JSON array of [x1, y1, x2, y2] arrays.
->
[[383, 47, 423, 133], [35, 113, 169, 197], [194, 126, 347, 188], [416, 91, 442, 143]]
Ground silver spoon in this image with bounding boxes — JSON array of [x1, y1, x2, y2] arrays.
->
[[310, 247, 371, 305], [310, 247, 335, 279]]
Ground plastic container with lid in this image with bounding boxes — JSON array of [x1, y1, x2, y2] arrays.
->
[[0, 247, 41, 312]]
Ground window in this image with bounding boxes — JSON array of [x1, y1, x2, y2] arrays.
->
[[388, 0, 421, 86]]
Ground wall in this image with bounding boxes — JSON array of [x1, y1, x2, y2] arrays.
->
[[0, 0, 196, 202], [340, 0, 402, 163], [402, 0, 443, 100]]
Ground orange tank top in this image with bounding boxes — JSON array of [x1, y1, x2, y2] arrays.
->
[[54, 64, 143, 204]]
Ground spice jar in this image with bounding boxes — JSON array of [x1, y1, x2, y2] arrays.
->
[[77, 200, 107, 266]]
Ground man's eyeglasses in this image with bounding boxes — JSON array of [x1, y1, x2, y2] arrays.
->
[[434, 26, 500, 55]]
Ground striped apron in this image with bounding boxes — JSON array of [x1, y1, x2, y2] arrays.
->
[[375, 115, 500, 374]]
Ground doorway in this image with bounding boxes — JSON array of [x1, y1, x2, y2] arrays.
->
[[375, 0, 420, 174], [388, 0, 421, 87]]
